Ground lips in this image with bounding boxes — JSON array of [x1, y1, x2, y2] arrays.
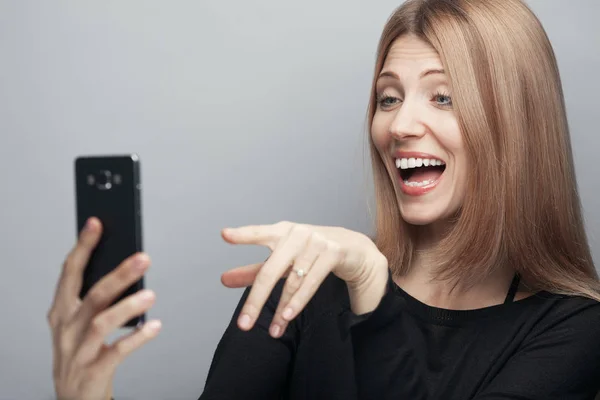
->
[[393, 152, 446, 196]]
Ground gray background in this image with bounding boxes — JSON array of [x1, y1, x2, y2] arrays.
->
[[0, 1, 598, 399]]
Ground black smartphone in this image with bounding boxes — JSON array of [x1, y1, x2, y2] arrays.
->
[[74, 154, 145, 328]]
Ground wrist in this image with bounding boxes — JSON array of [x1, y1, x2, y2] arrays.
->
[[347, 253, 389, 315]]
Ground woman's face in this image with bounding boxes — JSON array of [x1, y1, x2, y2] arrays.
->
[[371, 34, 467, 227]]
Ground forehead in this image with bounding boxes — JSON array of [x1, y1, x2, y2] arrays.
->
[[382, 34, 443, 73]]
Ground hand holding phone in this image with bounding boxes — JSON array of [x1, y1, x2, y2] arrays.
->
[[46, 154, 161, 400]]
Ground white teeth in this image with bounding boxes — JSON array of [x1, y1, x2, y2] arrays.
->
[[394, 157, 445, 170], [404, 179, 434, 187]]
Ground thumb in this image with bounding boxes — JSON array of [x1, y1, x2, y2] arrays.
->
[[221, 262, 264, 288]]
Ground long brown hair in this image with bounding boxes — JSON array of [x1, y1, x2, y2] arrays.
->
[[368, 0, 600, 299]]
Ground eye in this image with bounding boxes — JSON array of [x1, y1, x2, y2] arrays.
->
[[433, 92, 453, 107], [376, 93, 402, 109]]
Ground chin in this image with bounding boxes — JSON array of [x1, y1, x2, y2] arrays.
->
[[399, 201, 458, 226], [400, 209, 444, 226]]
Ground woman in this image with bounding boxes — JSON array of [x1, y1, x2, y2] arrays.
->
[[48, 0, 600, 399]]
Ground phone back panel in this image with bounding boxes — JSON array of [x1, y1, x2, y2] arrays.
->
[[75, 154, 144, 326]]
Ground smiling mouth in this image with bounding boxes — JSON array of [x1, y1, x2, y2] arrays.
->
[[395, 157, 446, 187]]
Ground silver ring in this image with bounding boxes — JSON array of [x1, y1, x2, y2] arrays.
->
[[294, 268, 306, 278]]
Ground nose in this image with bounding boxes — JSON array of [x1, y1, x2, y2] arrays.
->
[[388, 99, 426, 141]]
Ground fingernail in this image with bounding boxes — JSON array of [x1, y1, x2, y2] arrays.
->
[[139, 289, 154, 301], [270, 324, 281, 338], [282, 307, 294, 320], [84, 218, 95, 231], [146, 320, 162, 333], [238, 314, 251, 330], [133, 254, 149, 271]]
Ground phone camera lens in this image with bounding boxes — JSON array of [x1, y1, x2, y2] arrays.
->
[[96, 170, 112, 190]]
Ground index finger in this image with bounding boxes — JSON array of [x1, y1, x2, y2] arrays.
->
[[54, 217, 103, 306], [221, 222, 290, 248]]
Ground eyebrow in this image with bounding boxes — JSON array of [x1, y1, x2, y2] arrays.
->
[[377, 68, 446, 80]]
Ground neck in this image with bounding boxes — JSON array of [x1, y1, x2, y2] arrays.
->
[[396, 222, 517, 310]]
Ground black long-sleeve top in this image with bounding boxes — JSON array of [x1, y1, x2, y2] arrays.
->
[[199, 272, 600, 399]]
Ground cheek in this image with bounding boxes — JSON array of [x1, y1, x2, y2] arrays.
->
[[441, 120, 468, 197], [442, 115, 464, 156], [429, 115, 466, 176], [430, 114, 467, 189]]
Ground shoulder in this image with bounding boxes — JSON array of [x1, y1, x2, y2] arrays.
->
[[524, 291, 600, 350], [537, 292, 600, 325]]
